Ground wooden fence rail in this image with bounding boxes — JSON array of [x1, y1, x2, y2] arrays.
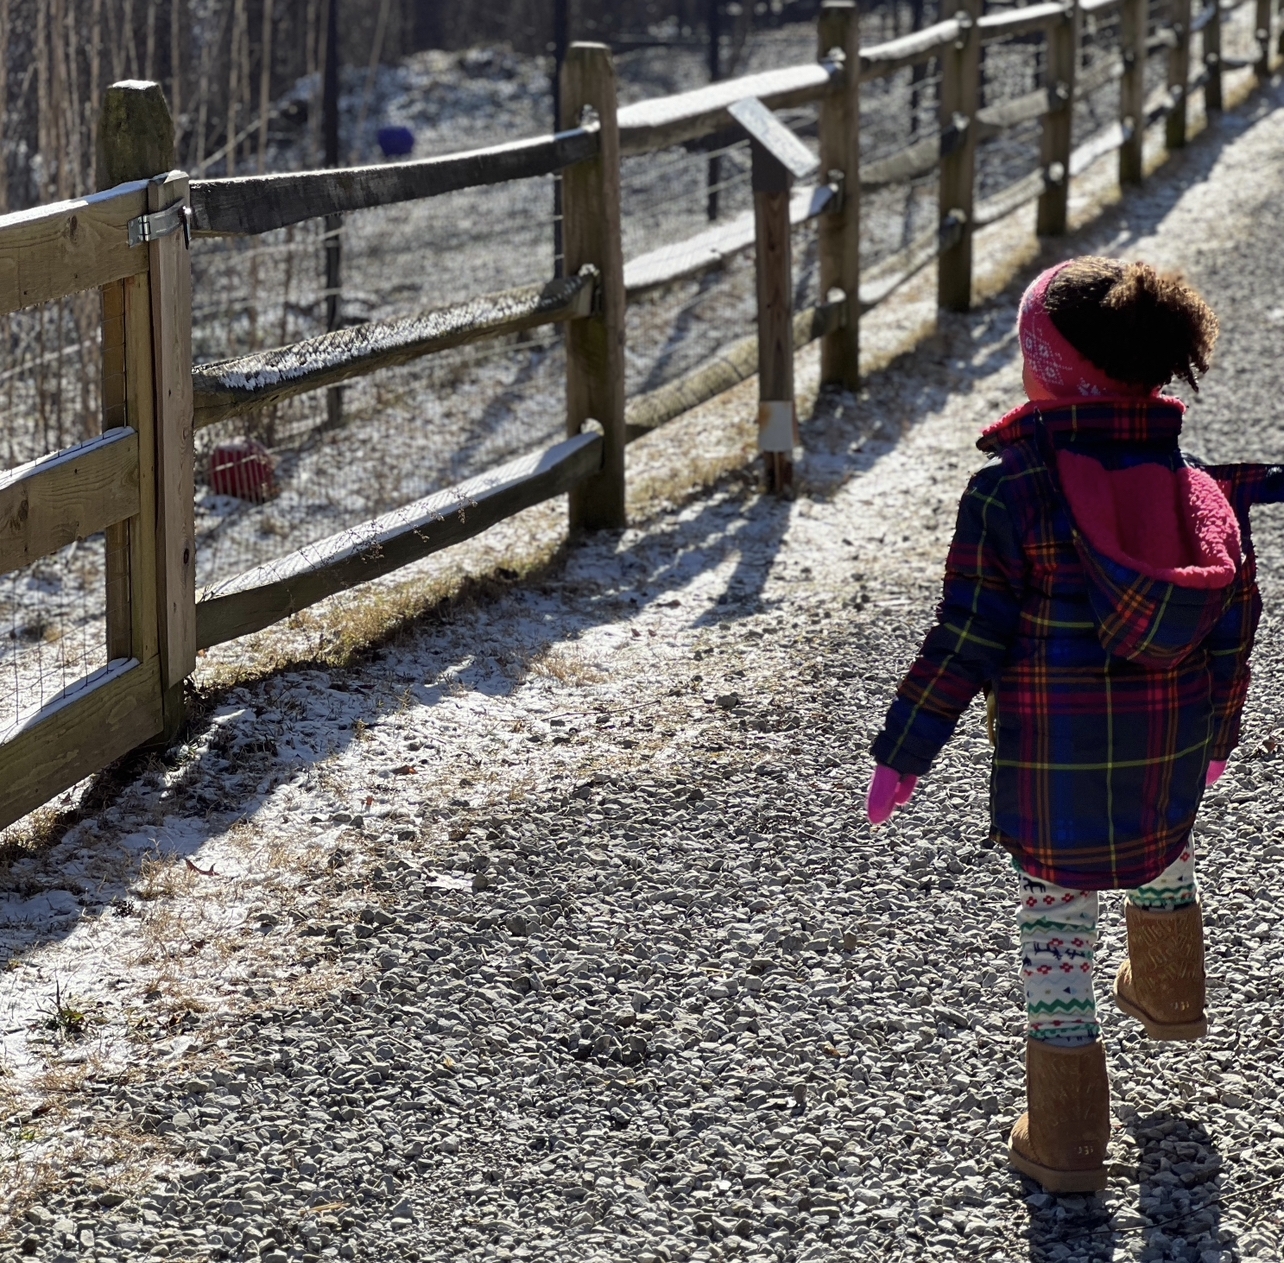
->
[[189, 128, 601, 236], [191, 268, 600, 428], [0, 0, 1275, 832]]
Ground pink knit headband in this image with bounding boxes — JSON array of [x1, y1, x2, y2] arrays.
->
[[1019, 261, 1129, 398]]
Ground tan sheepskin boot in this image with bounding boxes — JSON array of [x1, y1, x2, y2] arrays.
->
[[1008, 1039, 1111, 1193], [1112, 901, 1208, 1040]]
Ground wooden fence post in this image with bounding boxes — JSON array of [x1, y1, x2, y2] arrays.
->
[[1168, 0, 1193, 149], [1256, 0, 1273, 75], [1204, 1, 1224, 113], [1037, 2, 1079, 236], [938, 0, 981, 312], [147, 170, 197, 706], [817, 0, 861, 391], [561, 44, 627, 532], [97, 81, 194, 743], [1120, 0, 1146, 182]]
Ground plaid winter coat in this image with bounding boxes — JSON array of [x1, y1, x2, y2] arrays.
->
[[871, 397, 1284, 889]]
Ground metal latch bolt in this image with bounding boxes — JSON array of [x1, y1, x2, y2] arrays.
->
[[127, 201, 192, 249]]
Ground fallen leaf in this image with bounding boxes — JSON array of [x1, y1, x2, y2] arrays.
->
[[364, 795, 375, 808], [185, 859, 217, 877], [391, 765, 416, 776]]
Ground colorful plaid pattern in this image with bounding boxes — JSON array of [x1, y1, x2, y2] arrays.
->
[[872, 398, 1284, 890], [1072, 538, 1233, 669]]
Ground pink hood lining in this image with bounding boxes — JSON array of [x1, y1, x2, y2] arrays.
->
[[1057, 450, 1241, 589]]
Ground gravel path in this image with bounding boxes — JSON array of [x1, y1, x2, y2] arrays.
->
[[0, 77, 1282, 1263]]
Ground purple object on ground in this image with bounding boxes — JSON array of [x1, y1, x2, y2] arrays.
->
[[377, 126, 415, 157]]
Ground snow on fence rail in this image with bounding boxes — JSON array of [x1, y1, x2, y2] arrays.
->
[[0, 0, 1276, 833]]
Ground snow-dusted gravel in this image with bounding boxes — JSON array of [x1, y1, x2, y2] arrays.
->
[[0, 71, 1281, 1263]]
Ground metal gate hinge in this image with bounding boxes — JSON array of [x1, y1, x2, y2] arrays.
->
[[128, 201, 192, 249]]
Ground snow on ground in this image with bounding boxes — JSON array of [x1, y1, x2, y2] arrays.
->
[[0, 61, 1279, 1263]]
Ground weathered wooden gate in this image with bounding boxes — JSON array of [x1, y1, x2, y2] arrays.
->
[[0, 169, 194, 833]]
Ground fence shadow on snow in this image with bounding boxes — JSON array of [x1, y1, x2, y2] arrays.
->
[[0, 0, 1277, 840]]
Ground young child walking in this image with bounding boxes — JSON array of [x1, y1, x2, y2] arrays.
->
[[866, 256, 1283, 1193]]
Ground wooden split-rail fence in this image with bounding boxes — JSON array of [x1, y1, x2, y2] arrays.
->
[[0, 0, 1276, 831]]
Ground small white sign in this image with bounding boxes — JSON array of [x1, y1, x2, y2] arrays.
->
[[758, 400, 796, 453]]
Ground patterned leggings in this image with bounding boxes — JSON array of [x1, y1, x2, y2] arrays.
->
[[1017, 840, 1197, 1047]]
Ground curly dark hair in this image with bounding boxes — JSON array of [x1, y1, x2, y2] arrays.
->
[[1043, 256, 1219, 391]]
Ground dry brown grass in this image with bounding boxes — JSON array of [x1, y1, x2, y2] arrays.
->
[[527, 644, 609, 686], [135, 855, 198, 903]]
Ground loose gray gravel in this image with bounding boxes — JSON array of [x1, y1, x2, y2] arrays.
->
[[0, 71, 1282, 1263]]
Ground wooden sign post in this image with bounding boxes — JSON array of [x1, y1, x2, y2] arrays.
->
[[728, 97, 819, 493]]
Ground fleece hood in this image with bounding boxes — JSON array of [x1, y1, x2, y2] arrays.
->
[[980, 398, 1242, 668]]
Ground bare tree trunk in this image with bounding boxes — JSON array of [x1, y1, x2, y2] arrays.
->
[[228, 0, 245, 176], [105, 0, 122, 83], [258, 0, 274, 172], [311, 0, 329, 166], [89, 0, 102, 167], [240, 0, 252, 169], [0, 0, 10, 213], [170, 0, 182, 156], [145, 0, 158, 80], [36, 0, 51, 202], [351, 0, 392, 164], [52, 0, 68, 199], [725, 0, 752, 77], [123, 0, 138, 78], [63, 0, 83, 196], [195, 2, 221, 172], [306, 0, 319, 94]]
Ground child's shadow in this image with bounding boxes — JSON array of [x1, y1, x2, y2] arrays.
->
[[1021, 1112, 1223, 1262], [1125, 1113, 1225, 1262], [1022, 1186, 1118, 1262]]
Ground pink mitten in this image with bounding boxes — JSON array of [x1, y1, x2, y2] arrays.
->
[[867, 764, 919, 825], [1206, 759, 1227, 787]]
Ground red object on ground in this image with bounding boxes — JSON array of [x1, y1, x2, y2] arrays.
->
[[208, 439, 277, 502]]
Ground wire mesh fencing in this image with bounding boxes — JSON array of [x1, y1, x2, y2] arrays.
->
[[976, 30, 1047, 205], [0, 292, 114, 735], [193, 23, 833, 598], [1217, 0, 1266, 73], [1075, 4, 1123, 141], [192, 175, 565, 592], [182, 1, 1271, 612]]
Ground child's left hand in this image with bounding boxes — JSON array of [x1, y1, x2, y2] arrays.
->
[[866, 764, 919, 825], [1206, 759, 1227, 786]]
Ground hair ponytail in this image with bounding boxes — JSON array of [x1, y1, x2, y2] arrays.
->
[[1042, 256, 1218, 391]]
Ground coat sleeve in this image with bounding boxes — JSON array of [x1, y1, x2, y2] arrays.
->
[[871, 462, 1026, 777], [1204, 462, 1284, 514], [1204, 571, 1261, 761], [1201, 463, 1281, 760]]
